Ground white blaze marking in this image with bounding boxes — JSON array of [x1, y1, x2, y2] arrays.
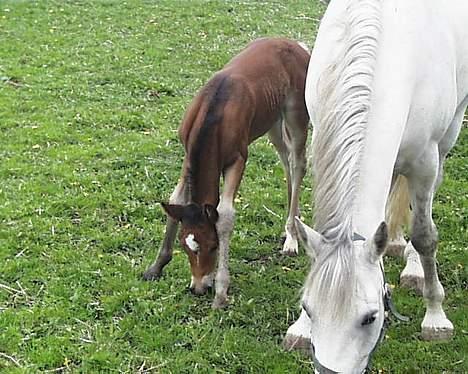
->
[[185, 233, 199, 253]]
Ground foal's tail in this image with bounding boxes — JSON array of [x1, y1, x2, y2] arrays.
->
[[386, 175, 411, 241]]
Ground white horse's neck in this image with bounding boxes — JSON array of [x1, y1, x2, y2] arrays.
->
[[352, 107, 405, 239], [309, 0, 385, 242]]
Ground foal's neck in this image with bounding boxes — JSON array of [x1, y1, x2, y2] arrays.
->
[[186, 155, 221, 208]]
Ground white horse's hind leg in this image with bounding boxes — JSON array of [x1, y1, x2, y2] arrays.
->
[[400, 241, 425, 294], [386, 230, 407, 257], [283, 308, 312, 353], [407, 147, 453, 340], [386, 174, 410, 257]]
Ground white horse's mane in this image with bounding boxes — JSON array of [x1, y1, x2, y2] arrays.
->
[[305, 0, 382, 319]]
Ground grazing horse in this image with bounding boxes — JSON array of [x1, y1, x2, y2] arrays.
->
[[143, 38, 310, 309], [283, 0, 468, 372]]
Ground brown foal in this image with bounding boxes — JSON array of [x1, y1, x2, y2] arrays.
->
[[143, 37, 310, 308]]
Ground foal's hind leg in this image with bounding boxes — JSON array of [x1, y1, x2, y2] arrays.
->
[[212, 156, 245, 309], [268, 121, 299, 254], [143, 180, 186, 281], [407, 147, 453, 340], [279, 109, 308, 255], [268, 120, 292, 212]]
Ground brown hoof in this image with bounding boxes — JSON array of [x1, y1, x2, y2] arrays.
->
[[281, 249, 298, 257], [212, 296, 228, 309], [142, 267, 162, 281]]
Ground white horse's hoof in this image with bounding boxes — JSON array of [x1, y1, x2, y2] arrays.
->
[[281, 235, 298, 256], [400, 257, 424, 295], [386, 240, 406, 257], [282, 333, 310, 354], [400, 273, 424, 295], [421, 318, 454, 340]]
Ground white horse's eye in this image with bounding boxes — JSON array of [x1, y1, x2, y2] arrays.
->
[[361, 313, 377, 326]]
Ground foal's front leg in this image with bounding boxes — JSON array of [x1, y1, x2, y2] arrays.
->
[[143, 181, 186, 280], [212, 158, 245, 309]]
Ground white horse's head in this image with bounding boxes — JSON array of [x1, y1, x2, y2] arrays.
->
[[296, 217, 388, 373]]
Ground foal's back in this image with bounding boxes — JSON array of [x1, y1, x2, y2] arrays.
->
[[179, 38, 310, 167], [221, 38, 310, 141]]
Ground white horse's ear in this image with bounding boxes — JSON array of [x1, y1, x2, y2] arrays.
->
[[295, 217, 323, 259], [370, 221, 388, 261]]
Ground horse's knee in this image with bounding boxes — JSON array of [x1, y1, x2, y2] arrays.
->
[[411, 220, 438, 256]]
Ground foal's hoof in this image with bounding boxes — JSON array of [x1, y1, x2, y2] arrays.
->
[[142, 267, 161, 281], [281, 249, 298, 257], [212, 296, 228, 310], [421, 318, 454, 341], [282, 333, 310, 355], [281, 236, 299, 256]]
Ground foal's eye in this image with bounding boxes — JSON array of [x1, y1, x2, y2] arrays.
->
[[361, 313, 377, 326]]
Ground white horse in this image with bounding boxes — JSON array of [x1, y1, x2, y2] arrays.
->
[[284, 0, 468, 372]]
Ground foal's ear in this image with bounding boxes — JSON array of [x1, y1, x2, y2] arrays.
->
[[370, 221, 388, 261], [295, 217, 323, 259], [204, 204, 219, 225], [161, 202, 186, 222]]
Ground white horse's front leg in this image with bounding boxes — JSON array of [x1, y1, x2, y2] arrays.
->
[[408, 147, 453, 340], [283, 308, 312, 352]]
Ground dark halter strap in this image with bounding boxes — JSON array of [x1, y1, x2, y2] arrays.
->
[[366, 262, 409, 372]]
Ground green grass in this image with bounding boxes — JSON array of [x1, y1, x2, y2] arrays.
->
[[0, 1, 466, 373]]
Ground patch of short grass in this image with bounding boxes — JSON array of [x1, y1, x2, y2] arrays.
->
[[0, 1, 466, 373]]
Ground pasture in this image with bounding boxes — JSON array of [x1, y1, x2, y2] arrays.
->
[[0, 1, 466, 372]]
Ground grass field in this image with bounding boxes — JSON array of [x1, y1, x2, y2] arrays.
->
[[0, 1, 466, 373]]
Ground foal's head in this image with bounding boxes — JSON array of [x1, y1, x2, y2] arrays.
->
[[162, 202, 219, 295], [295, 218, 389, 373]]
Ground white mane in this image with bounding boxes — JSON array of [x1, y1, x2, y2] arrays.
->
[[305, 0, 382, 319]]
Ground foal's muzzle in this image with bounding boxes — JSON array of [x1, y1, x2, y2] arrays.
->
[[189, 274, 214, 295], [189, 284, 211, 295]]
